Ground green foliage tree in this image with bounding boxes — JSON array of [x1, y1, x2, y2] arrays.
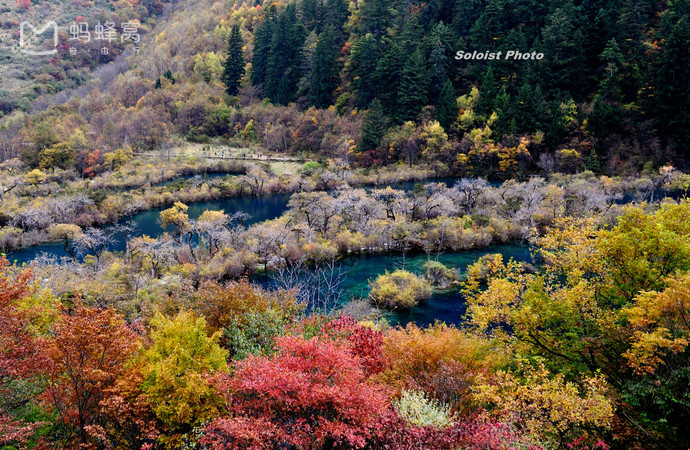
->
[[359, 99, 386, 152], [309, 26, 339, 108], [396, 48, 429, 123], [222, 24, 245, 96], [141, 312, 227, 444], [435, 78, 457, 132]]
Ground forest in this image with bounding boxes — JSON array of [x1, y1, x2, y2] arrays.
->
[[1, 0, 690, 448]]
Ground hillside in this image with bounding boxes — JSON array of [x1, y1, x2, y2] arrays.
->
[[1, 0, 689, 178]]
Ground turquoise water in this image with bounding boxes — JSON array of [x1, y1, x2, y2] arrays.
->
[[6, 193, 293, 264], [6, 178, 531, 326], [255, 243, 531, 326]]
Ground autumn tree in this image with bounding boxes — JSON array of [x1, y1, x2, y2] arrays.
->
[[141, 311, 227, 446], [202, 335, 390, 449], [369, 270, 432, 310], [41, 304, 140, 447]]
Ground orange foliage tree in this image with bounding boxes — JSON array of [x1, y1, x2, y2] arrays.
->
[[40, 303, 141, 447]]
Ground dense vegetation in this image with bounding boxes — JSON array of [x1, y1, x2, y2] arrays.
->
[[3, 0, 690, 175], [2, 0, 690, 448], [1, 199, 689, 449]]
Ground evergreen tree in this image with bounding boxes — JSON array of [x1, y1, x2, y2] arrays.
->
[[539, 3, 588, 99], [163, 70, 175, 84], [436, 78, 457, 131], [359, 99, 386, 151], [223, 25, 245, 96], [514, 83, 536, 133], [154, 77, 162, 89], [309, 27, 340, 108], [598, 38, 624, 104], [373, 38, 405, 117], [396, 48, 429, 123], [651, 5, 690, 153], [350, 33, 380, 108], [251, 4, 277, 87], [359, 0, 392, 38], [428, 38, 448, 100], [265, 4, 307, 104], [585, 148, 601, 173], [476, 66, 498, 117]]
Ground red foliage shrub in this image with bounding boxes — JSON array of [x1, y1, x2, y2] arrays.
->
[[320, 315, 387, 375], [40, 303, 142, 447], [202, 335, 390, 449], [373, 411, 541, 449], [0, 258, 47, 379]]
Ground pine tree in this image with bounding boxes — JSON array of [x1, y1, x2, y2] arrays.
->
[[223, 25, 245, 96], [373, 38, 405, 117], [163, 70, 175, 84], [154, 77, 162, 89], [476, 66, 498, 117], [598, 38, 624, 104], [265, 4, 307, 104], [251, 5, 277, 87], [396, 48, 428, 123], [585, 148, 601, 173], [359, 99, 386, 151], [436, 78, 457, 131], [428, 38, 448, 100], [309, 27, 340, 108], [359, 0, 391, 38], [350, 33, 380, 108]]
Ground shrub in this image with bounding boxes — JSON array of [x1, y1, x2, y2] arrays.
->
[[380, 323, 505, 413], [369, 270, 432, 310], [203, 335, 390, 449], [394, 389, 455, 428]]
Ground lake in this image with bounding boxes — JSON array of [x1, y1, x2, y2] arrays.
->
[[7, 178, 532, 326]]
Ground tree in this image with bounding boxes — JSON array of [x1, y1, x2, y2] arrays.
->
[[265, 4, 307, 104], [202, 335, 390, 449], [141, 311, 227, 444], [41, 304, 140, 447], [251, 4, 277, 87], [369, 270, 432, 310], [48, 224, 83, 260], [359, 99, 386, 152], [195, 279, 302, 358], [74, 227, 117, 271], [350, 33, 380, 108], [309, 26, 340, 108], [473, 362, 613, 447], [396, 48, 429, 123], [475, 66, 498, 117], [222, 24, 245, 96], [435, 78, 457, 132]]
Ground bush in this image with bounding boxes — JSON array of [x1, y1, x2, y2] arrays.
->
[[203, 335, 390, 449], [394, 389, 454, 428], [369, 270, 432, 310]]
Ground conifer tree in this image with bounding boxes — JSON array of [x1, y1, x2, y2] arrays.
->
[[373, 38, 404, 116], [251, 5, 277, 87], [350, 33, 380, 108], [396, 48, 428, 123], [223, 25, 245, 96], [265, 4, 307, 104], [436, 78, 457, 131], [476, 66, 498, 117], [309, 27, 340, 108], [359, 99, 386, 152]]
